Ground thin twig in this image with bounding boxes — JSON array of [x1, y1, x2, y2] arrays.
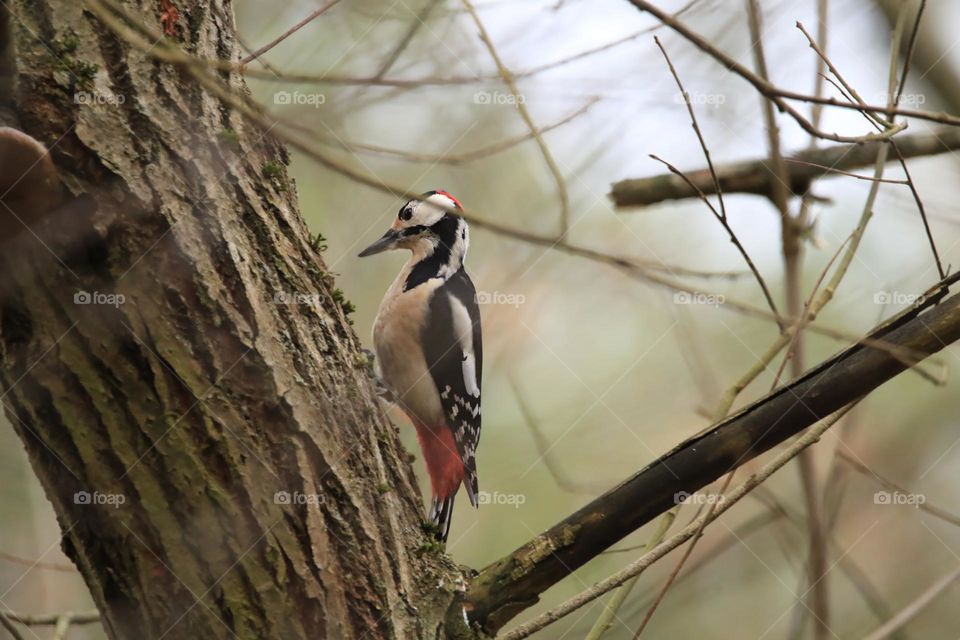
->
[[861, 565, 960, 640], [890, 141, 945, 279], [240, 0, 341, 65], [510, 376, 606, 495], [893, 0, 927, 112], [372, 0, 441, 80], [1, 610, 100, 626], [319, 98, 599, 165], [838, 450, 960, 528], [497, 404, 858, 640], [0, 550, 76, 572], [631, 471, 736, 638], [797, 21, 893, 128], [888, 0, 944, 279], [649, 154, 783, 328], [784, 158, 908, 184], [653, 36, 725, 218], [585, 510, 676, 640], [626, 0, 909, 144], [0, 612, 24, 640], [769, 232, 853, 392], [460, 0, 571, 233]]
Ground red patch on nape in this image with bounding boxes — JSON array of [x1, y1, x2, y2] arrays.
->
[[412, 420, 464, 500], [434, 190, 462, 210]]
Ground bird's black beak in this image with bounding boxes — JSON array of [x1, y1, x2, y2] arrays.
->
[[358, 228, 401, 257]]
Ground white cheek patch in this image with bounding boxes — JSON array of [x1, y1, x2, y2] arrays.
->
[[413, 193, 458, 227], [449, 295, 480, 398], [412, 201, 445, 226]]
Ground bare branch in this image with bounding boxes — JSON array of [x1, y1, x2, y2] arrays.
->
[[371, 0, 441, 80], [649, 154, 782, 327], [466, 279, 960, 633], [1, 610, 100, 626], [838, 451, 960, 528], [324, 98, 599, 165], [240, 0, 341, 65], [625, 0, 908, 144], [0, 612, 24, 640], [861, 566, 960, 640], [584, 510, 676, 640], [460, 0, 571, 232], [0, 550, 77, 572], [496, 404, 859, 640], [610, 128, 960, 207]]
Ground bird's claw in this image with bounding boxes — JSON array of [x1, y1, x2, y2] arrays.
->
[[361, 348, 396, 402]]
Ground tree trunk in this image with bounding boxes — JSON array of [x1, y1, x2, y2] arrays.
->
[[0, 2, 463, 638]]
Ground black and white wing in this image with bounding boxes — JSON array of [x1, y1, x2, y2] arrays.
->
[[422, 267, 482, 506]]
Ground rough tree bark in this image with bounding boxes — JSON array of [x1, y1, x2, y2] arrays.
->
[[0, 2, 464, 638]]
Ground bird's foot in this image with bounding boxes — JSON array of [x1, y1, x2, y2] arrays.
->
[[361, 348, 396, 402]]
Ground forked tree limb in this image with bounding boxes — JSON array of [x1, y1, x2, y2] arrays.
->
[[462, 275, 960, 633], [610, 127, 960, 208]]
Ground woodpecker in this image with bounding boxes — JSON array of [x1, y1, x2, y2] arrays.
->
[[359, 190, 482, 543]]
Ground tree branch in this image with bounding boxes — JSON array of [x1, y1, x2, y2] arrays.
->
[[463, 275, 960, 633], [610, 127, 960, 208]]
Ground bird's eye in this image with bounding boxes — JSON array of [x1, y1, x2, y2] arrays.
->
[[399, 208, 412, 222]]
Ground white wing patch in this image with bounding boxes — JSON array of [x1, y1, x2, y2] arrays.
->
[[448, 294, 480, 399]]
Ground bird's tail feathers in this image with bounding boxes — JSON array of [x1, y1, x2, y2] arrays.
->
[[464, 470, 479, 508]]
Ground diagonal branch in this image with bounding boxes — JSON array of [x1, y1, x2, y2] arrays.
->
[[462, 275, 960, 634], [239, 0, 341, 65]]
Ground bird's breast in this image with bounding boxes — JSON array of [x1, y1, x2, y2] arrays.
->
[[373, 280, 445, 425]]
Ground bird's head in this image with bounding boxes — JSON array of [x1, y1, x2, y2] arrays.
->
[[358, 190, 468, 262]]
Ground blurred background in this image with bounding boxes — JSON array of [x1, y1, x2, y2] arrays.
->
[[4, 0, 960, 637]]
